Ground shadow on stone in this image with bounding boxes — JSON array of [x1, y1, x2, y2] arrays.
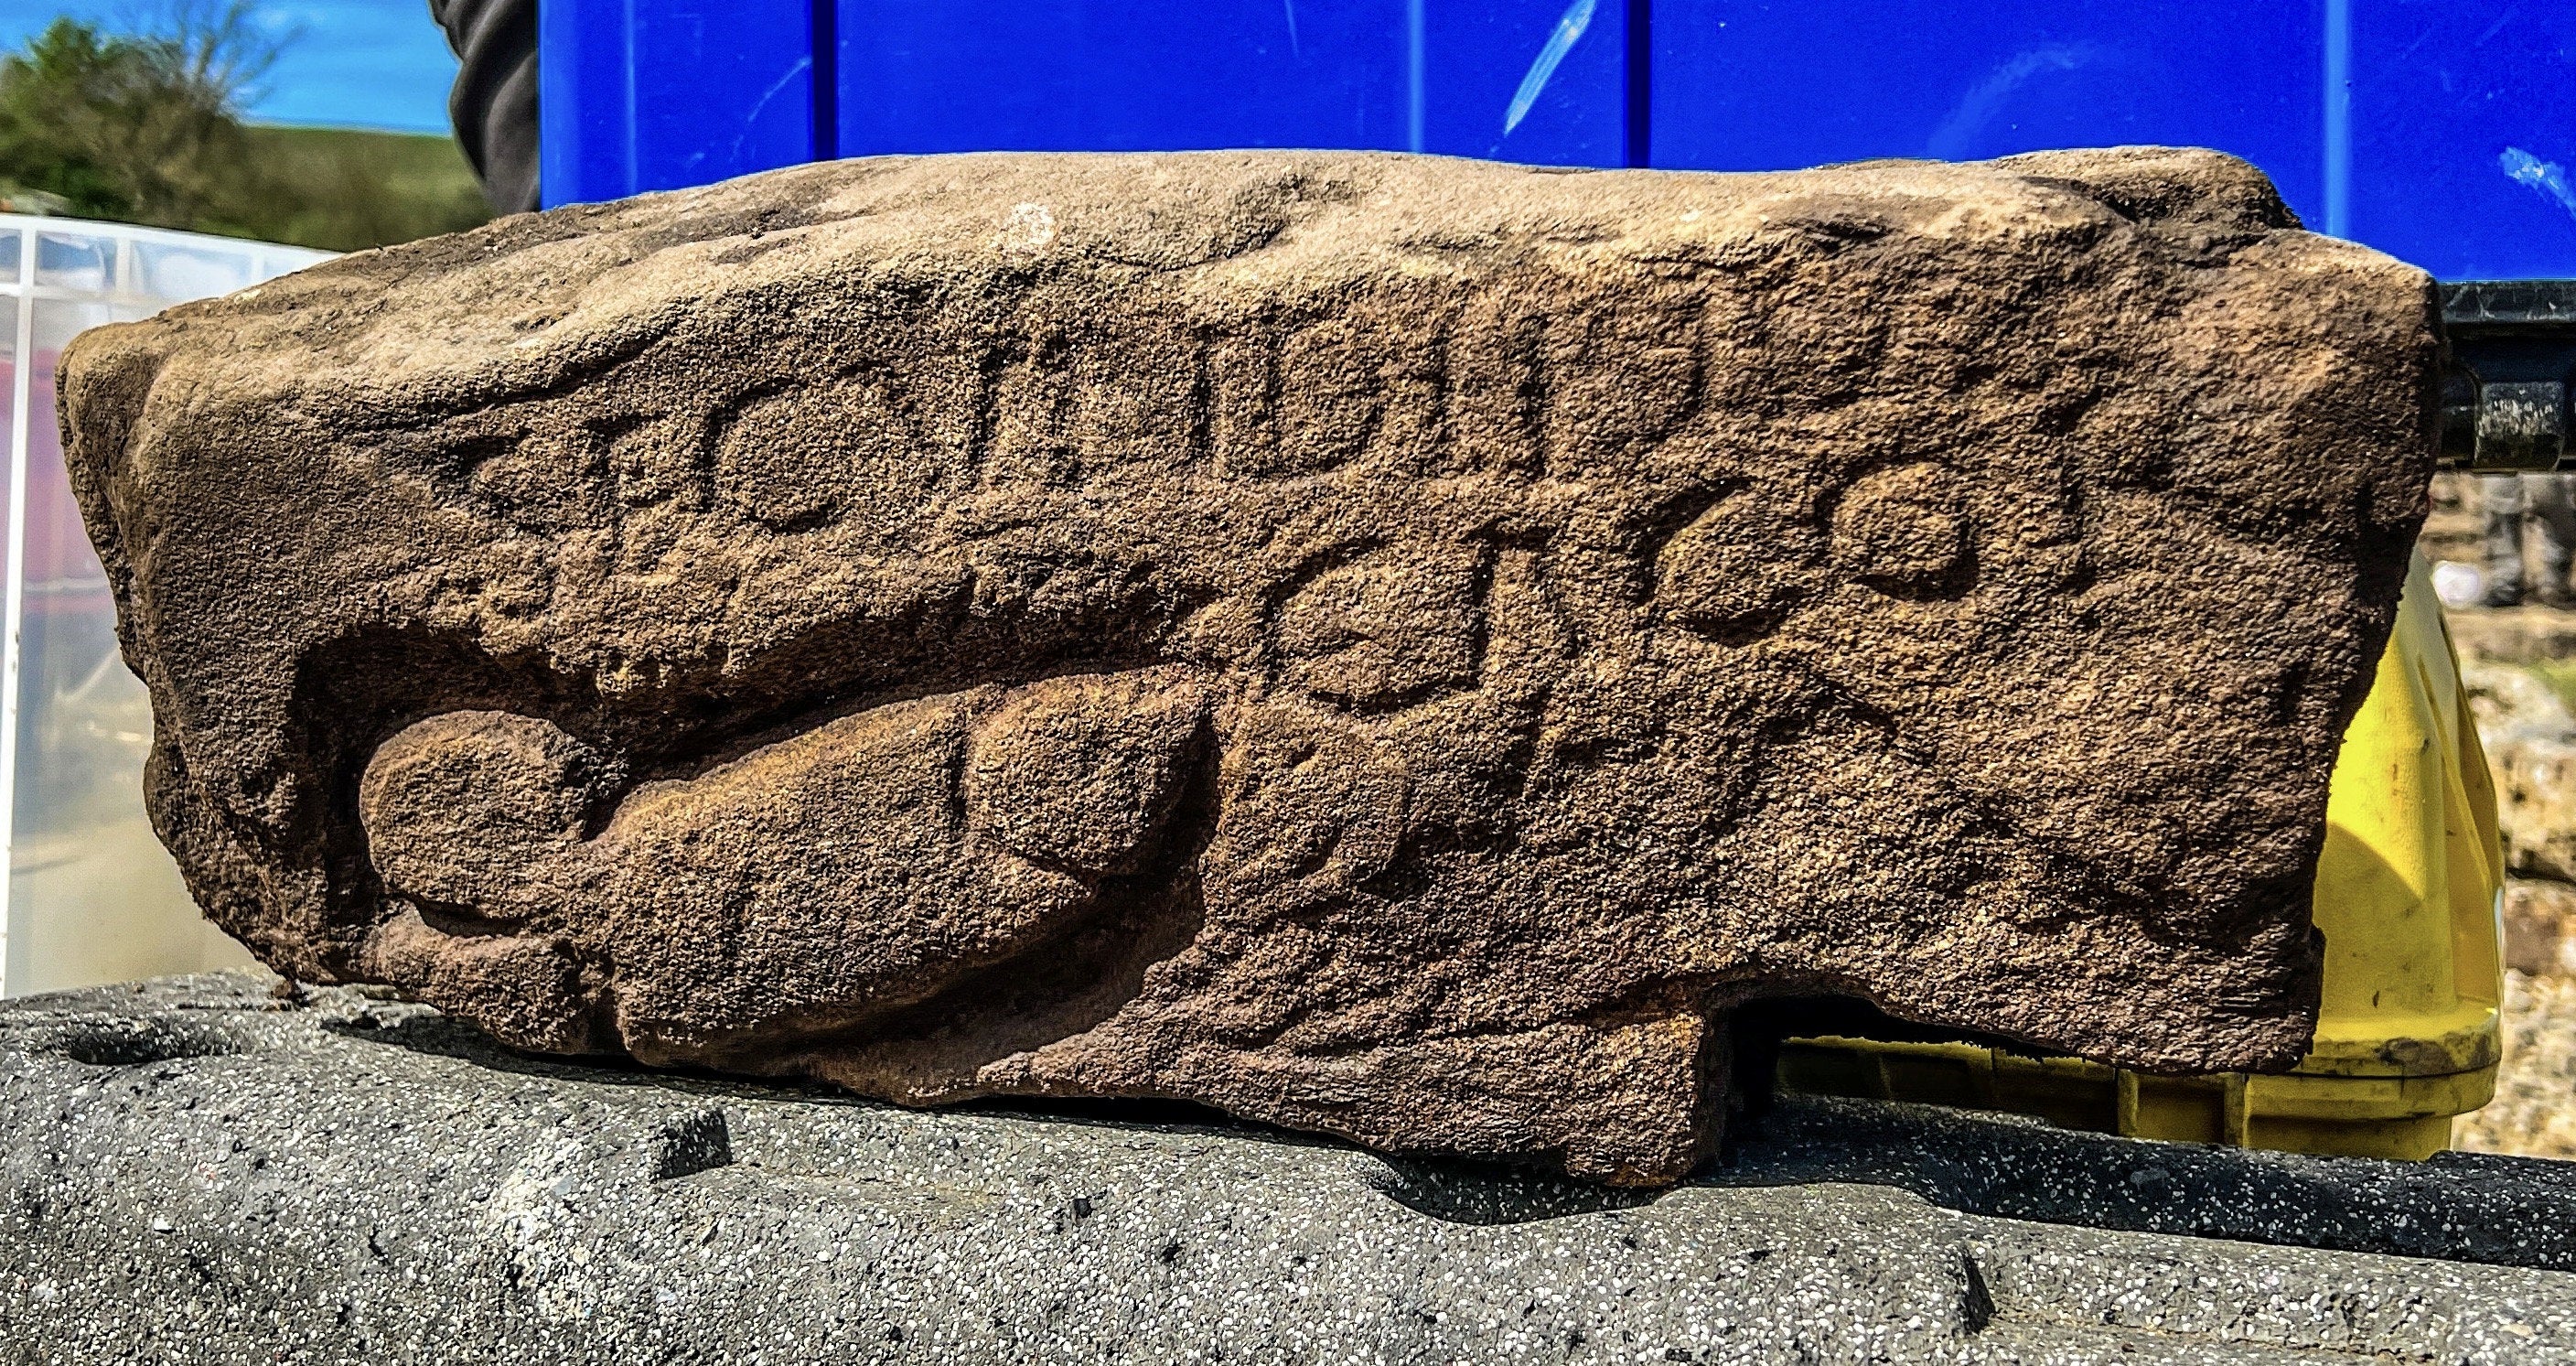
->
[[1368, 1157, 1664, 1226], [318, 1009, 766, 1093], [327, 1004, 1355, 1156], [33, 1018, 241, 1067], [956, 1092, 1267, 1135], [1706, 1093, 2576, 1273]]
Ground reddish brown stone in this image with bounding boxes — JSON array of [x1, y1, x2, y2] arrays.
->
[[60, 147, 2436, 1183]]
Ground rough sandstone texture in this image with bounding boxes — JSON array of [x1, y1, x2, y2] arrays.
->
[[59, 148, 2436, 1184]]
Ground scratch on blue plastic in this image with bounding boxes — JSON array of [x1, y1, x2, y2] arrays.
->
[[616, 0, 640, 188], [2501, 148, 2576, 224], [1924, 46, 2098, 161], [2324, 0, 2350, 239], [1406, 0, 1425, 153], [730, 57, 817, 167], [541, 0, 816, 207], [1506, 0, 1595, 136]]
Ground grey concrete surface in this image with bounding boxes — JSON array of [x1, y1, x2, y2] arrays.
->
[[3, 973, 2572, 1365]]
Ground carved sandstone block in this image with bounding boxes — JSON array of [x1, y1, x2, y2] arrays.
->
[[60, 148, 2435, 1183]]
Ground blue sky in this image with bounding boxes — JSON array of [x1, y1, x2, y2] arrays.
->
[[0, 0, 460, 133]]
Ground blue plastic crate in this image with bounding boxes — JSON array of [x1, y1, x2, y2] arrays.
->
[[538, 0, 2576, 280], [1648, 5, 2326, 219], [831, 0, 1632, 167], [539, 0, 823, 202]]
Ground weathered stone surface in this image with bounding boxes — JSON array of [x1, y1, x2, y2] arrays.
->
[[2506, 879, 2576, 978], [60, 147, 2436, 1183], [2468, 668, 2576, 885], [2506, 744, 2576, 882]]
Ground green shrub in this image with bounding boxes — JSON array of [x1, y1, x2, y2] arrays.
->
[[0, 5, 491, 251]]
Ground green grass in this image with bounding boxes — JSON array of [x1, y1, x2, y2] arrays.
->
[[235, 124, 491, 253], [2526, 659, 2576, 720]]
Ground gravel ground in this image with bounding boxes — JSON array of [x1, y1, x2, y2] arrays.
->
[[2461, 970, 2576, 1158]]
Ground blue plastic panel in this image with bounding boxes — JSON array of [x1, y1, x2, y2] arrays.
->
[[833, 1, 1631, 168], [540, 0, 2576, 278], [2351, 2, 2576, 281], [1649, 2, 2327, 223], [1649, 0, 2576, 279], [540, 0, 821, 206]]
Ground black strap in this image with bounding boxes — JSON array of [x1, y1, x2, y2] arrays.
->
[[428, 0, 540, 214]]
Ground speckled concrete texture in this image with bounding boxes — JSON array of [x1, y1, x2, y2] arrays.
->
[[5, 973, 2574, 1365]]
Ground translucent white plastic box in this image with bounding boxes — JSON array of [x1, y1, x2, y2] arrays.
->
[[0, 217, 332, 995]]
